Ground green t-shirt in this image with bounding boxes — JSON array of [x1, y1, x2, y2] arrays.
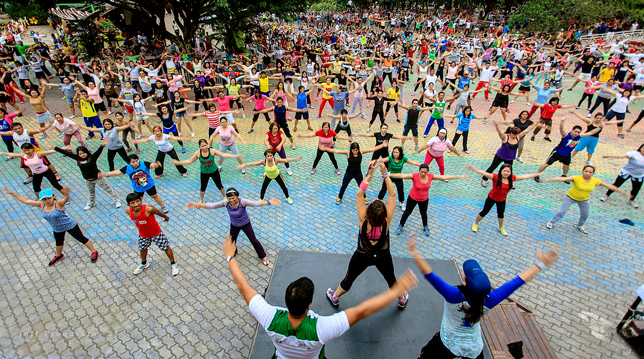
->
[[431, 101, 446, 118], [387, 155, 408, 173], [14, 44, 30, 56]]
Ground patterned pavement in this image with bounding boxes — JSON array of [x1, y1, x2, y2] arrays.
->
[[1, 28, 644, 359]]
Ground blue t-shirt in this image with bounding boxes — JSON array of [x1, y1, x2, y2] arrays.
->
[[458, 77, 470, 90], [456, 113, 476, 132], [332, 92, 349, 111], [554, 133, 581, 156], [121, 161, 155, 192], [535, 86, 557, 104], [296, 93, 307, 109], [0, 119, 12, 140]]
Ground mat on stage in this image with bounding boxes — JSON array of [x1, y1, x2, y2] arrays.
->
[[249, 249, 492, 359]]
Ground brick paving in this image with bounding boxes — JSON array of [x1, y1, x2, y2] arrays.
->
[[0, 24, 643, 359]]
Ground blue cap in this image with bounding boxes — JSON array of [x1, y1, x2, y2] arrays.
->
[[463, 259, 491, 298], [38, 189, 54, 200]]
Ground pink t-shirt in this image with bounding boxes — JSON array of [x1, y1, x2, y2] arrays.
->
[[48, 118, 79, 135], [427, 136, 453, 157], [215, 96, 233, 111], [253, 95, 268, 111], [584, 80, 600, 95], [216, 125, 235, 146], [316, 129, 337, 149], [87, 87, 103, 104], [409, 172, 434, 201]]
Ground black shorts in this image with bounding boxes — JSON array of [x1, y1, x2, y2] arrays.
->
[[546, 151, 571, 166], [295, 111, 309, 120], [518, 85, 530, 92], [35, 72, 47, 79], [385, 102, 398, 112], [135, 185, 158, 197], [94, 102, 107, 112]]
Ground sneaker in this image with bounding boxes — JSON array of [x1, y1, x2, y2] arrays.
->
[[48, 254, 65, 266], [443, 179, 449, 183], [154, 174, 162, 179], [561, 175, 571, 184], [399, 202, 405, 210], [182, 173, 188, 178], [69, 115, 75, 119], [133, 262, 150, 275], [335, 169, 341, 175], [39, 133, 48, 139], [364, 197, 368, 202], [600, 194, 608, 202], [311, 168, 316, 174], [472, 223, 478, 232], [481, 179, 487, 187], [516, 157, 523, 163], [530, 136, 535, 141], [241, 167, 246, 174], [335, 198, 342, 205], [293, 127, 298, 133], [585, 160, 593, 166], [627, 200, 639, 208], [544, 137, 552, 142], [55, 174, 61, 181], [497, 227, 508, 236], [181, 147, 186, 153], [573, 224, 588, 234], [5, 156, 11, 161], [262, 257, 269, 266], [90, 251, 99, 263], [135, 149, 140, 154], [396, 225, 403, 235], [534, 176, 542, 183], [247, 128, 254, 134], [510, 100, 515, 104], [242, 114, 247, 119], [423, 226, 430, 236], [285, 197, 293, 205], [218, 166, 222, 172], [366, 128, 371, 133], [415, 146, 419, 151], [108, 111, 113, 115], [171, 263, 179, 276], [24, 176, 33, 184], [526, 103, 531, 106], [575, 106, 580, 109], [618, 133, 625, 139], [587, 113, 592, 118], [83, 204, 92, 211], [58, 132, 63, 138], [482, 119, 487, 124], [291, 144, 296, 150], [546, 221, 553, 229], [126, 147, 133, 153], [287, 168, 293, 176], [326, 288, 340, 306], [136, 135, 142, 139], [398, 291, 409, 309], [115, 201, 122, 208], [191, 132, 195, 137], [85, 135, 93, 140], [161, 206, 169, 213]]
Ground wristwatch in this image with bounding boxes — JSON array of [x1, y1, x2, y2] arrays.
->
[[226, 256, 233, 263]]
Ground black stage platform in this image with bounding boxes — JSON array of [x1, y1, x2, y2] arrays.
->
[[249, 250, 492, 359]]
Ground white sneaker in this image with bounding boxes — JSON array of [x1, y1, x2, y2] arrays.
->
[[628, 200, 639, 208], [600, 195, 608, 202], [573, 224, 588, 234], [366, 128, 371, 133], [5, 156, 11, 161], [399, 202, 405, 210], [481, 179, 487, 188], [585, 160, 593, 166], [516, 157, 523, 163], [161, 206, 169, 213], [191, 132, 195, 137], [526, 103, 531, 106], [115, 201, 122, 208], [510, 100, 515, 104], [587, 113, 592, 118], [241, 167, 246, 174], [83, 204, 93, 211], [133, 262, 150, 275], [136, 135, 142, 139], [287, 168, 293, 176], [108, 111, 112, 115], [171, 263, 179, 276], [69, 115, 75, 119], [546, 221, 553, 229]]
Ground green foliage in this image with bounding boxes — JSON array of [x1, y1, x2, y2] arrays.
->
[[310, 0, 344, 11], [5, 1, 49, 22]]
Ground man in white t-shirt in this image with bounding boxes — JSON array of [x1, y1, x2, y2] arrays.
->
[[223, 235, 418, 359], [472, 62, 498, 100]]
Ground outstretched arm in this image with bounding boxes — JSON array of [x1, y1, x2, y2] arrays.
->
[[464, 164, 493, 179], [223, 235, 259, 304], [4, 187, 41, 207]]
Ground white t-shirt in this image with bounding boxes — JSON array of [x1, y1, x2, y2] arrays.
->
[[479, 67, 497, 82], [424, 74, 438, 88], [611, 93, 633, 114], [151, 134, 173, 152], [622, 150, 644, 178], [249, 295, 350, 359]]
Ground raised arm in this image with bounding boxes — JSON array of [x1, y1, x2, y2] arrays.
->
[[4, 187, 42, 207], [223, 235, 259, 304], [464, 164, 493, 179]]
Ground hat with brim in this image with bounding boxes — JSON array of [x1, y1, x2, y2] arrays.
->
[[463, 259, 491, 298], [38, 189, 54, 200]]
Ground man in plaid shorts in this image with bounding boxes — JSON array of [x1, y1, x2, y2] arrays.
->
[[125, 193, 179, 276]]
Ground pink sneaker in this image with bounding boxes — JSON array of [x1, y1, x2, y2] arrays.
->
[[326, 288, 339, 306]]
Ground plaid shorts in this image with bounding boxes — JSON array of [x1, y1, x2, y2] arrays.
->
[[138, 231, 170, 251]]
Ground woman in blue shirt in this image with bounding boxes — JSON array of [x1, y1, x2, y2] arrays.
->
[[444, 106, 487, 153]]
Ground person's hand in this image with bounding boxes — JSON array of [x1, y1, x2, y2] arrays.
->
[[60, 186, 71, 196], [408, 234, 418, 255], [464, 164, 474, 171], [235, 153, 243, 159], [155, 161, 162, 167], [536, 249, 558, 267], [3, 186, 16, 195], [277, 145, 283, 151], [43, 143, 55, 149], [378, 161, 388, 174], [269, 198, 281, 205], [296, 155, 303, 161], [223, 233, 237, 257], [170, 159, 178, 165], [185, 202, 199, 209], [390, 269, 419, 297]]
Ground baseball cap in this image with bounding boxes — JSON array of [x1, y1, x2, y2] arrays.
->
[[463, 259, 491, 298], [38, 189, 54, 200]]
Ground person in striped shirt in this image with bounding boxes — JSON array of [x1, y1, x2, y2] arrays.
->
[[186, 103, 239, 137]]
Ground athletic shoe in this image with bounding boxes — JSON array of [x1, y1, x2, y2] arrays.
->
[[262, 257, 269, 266], [415, 146, 420, 151], [423, 226, 430, 236], [191, 132, 195, 137], [85, 135, 93, 140], [293, 127, 298, 132], [90, 251, 99, 263], [516, 157, 523, 163], [247, 128, 254, 134], [627, 200, 639, 208], [561, 175, 571, 184], [472, 223, 478, 232], [182, 173, 188, 178], [69, 115, 75, 119], [575, 106, 580, 109], [443, 180, 449, 183], [218, 166, 222, 172], [171, 263, 179, 276], [398, 291, 409, 309], [530, 136, 535, 141], [534, 176, 542, 183], [464, 150, 470, 154], [316, 115, 321, 118], [181, 147, 186, 153], [326, 288, 340, 306], [399, 202, 405, 210], [83, 204, 93, 211], [135, 149, 140, 154], [136, 135, 142, 139], [526, 103, 531, 106], [5, 156, 11, 161], [412, 92, 416, 96], [133, 262, 150, 275], [618, 133, 625, 139], [286, 197, 293, 205], [161, 206, 169, 213], [308, 127, 313, 131], [587, 113, 592, 118], [585, 160, 593, 166], [126, 147, 133, 153], [482, 119, 487, 124], [546, 221, 553, 229], [395, 225, 403, 235], [115, 201, 122, 208], [287, 168, 293, 176], [39, 133, 48, 139], [331, 142, 335, 148], [600, 194, 608, 202], [497, 227, 508, 236], [241, 167, 246, 174], [242, 114, 247, 119], [335, 169, 341, 175], [58, 133, 63, 138], [24, 176, 33, 184], [154, 174, 163, 179], [55, 174, 61, 181], [291, 144, 296, 150], [335, 198, 342, 205], [481, 179, 487, 187], [311, 168, 316, 174], [544, 137, 552, 142], [510, 100, 515, 104], [366, 128, 371, 133], [364, 197, 368, 202], [573, 224, 588, 234], [48, 254, 65, 266]]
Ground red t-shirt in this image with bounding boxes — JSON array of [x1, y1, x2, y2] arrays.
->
[[409, 172, 434, 202], [488, 174, 517, 202], [541, 104, 562, 119], [129, 205, 162, 238], [315, 129, 337, 148], [204, 111, 221, 128]]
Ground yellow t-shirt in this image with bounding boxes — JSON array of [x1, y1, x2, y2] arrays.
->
[[80, 99, 98, 118], [259, 77, 270, 92], [332, 61, 343, 74], [598, 68, 614, 82], [567, 175, 602, 201], [386, 88, 400, 103], [322, 83, 336, 100]]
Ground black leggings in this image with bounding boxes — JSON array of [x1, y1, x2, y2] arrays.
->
[[399, 197, 429, 227], [414, 78, 426, 92], [252, 112, 271, 122], [382, 71, 393, 86], [606, 175, 642, 199], [378, 177, 405, 203], [418, 332, 484, 359], [632, 110, 644, 128], [340, 249, 396, 291], [452, 131, 469, 151], [338, 172, 363, 199], [589, 97, 611, 115], [479, 196, 506, 218], [155, 149, 187, 175], [200, 171, 223, 192], [312, 149, 338, 169], [54, 224, 89, 246], [260, 174, 289, 199], [33, 168, 63, 193], [3, 138, 14, 153], [229, 98, 244, 110], [370, 110, 385, 125], [107, 146, 129, 171], [483, 155, 513, 181], [122, 127, 138, 150], [577, 93, 594, 109]]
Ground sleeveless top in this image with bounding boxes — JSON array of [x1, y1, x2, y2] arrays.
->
[[42, 203, 76, 233], [200, 150, 217, 174], [23, 154, 47, 174], [358, 219, 389, 253], [128, 205, 162, 238], [346, 153, 362, 175], [274, 105, 287, 124], [267, 130, 283, 152], [586, 123, 602, 138], [496, 140, 519, 161], [264, 158, 280, 179]]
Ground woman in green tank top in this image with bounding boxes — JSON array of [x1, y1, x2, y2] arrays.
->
[[171, 139, 240, 202], [238, 149, 303, 205], [376, 146, 421, 209]]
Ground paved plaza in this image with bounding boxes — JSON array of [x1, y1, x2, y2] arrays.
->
[[1, 26, 643, 359]]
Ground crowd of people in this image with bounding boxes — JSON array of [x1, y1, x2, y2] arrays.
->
[[0, 7, 643, 359]]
